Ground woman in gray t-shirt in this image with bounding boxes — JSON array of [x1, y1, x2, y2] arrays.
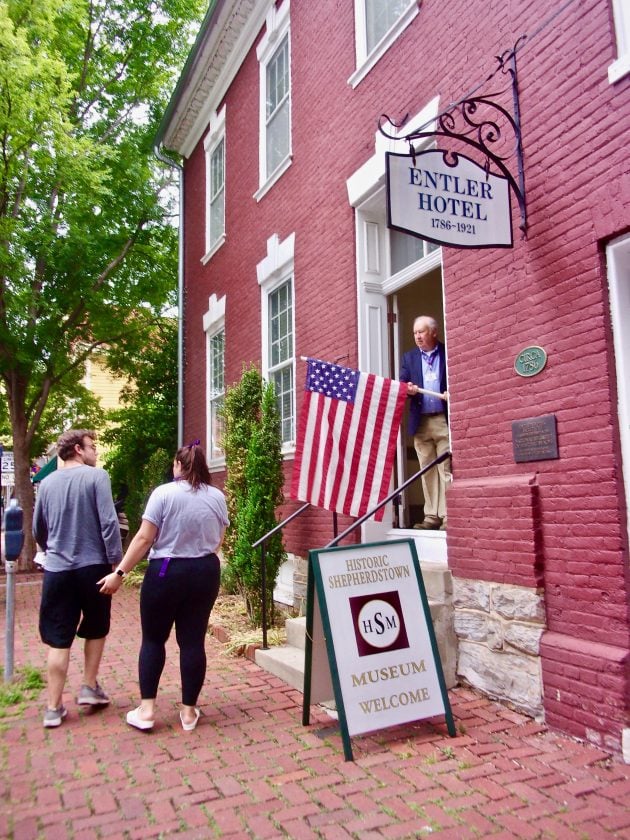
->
[[99, 441, 228, 731]]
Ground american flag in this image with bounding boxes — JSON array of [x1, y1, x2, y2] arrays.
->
[[290, 358, 408, 521]]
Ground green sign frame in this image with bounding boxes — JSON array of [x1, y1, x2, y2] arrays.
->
[[302, 539, 455, 761]]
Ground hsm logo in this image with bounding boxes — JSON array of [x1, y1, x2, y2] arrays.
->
[[349, 591, 410, 656]]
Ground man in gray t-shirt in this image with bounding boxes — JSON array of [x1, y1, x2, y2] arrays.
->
[[33, 429, 122, 728]]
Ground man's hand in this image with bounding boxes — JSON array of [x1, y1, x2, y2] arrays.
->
[[97, 572, 124, 595]]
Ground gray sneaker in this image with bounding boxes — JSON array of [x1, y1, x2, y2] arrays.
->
[[77, 682, 110, 706], [43, 705, 68, 728]]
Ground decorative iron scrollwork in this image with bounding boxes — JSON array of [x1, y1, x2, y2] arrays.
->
[[379, 40, 527, 235]]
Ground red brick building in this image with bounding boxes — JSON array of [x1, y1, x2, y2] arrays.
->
[[157, 0, 630, 757]]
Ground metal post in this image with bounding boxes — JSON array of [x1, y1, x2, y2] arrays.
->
[[4, 498, 24, 683], [261, 542, 268, 650], [4, 558, 15, 682]]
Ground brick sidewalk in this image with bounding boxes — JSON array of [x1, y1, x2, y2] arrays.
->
[[1, 574, 629, 839]]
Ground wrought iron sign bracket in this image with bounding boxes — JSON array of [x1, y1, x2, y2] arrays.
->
[[379, 39, 528, 236]]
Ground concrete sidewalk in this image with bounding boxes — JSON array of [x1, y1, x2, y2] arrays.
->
[[1, 573, 630, 839]]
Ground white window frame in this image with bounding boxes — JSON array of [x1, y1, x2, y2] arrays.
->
[[255, 0, 292, 201], [609, 0, 630, 83], [257, 233, 296, 452], [202, 106, 226, 264], [203, 293, 226, 466], [349, 0, 420, 89]]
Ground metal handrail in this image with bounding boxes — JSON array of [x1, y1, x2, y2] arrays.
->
[[326, 451, 451, 548], [255, 502, 311, 649], [254, 451, 451, 647]]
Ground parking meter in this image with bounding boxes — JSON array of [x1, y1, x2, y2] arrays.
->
[[4, 498, 23, 682], [5, 498, 24, 562]]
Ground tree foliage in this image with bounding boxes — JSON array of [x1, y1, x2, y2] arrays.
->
[[222, 365, 286, 625], [102, 318, 177, 532], [0, 0, 203, 563]]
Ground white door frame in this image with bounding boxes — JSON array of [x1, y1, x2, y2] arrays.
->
[[607, 234, 630, 538]]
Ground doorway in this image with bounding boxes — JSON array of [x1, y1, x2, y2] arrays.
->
[[389, 267, 446, 529]]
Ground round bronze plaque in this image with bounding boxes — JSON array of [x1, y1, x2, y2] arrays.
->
[[514, 346, 547, 377]]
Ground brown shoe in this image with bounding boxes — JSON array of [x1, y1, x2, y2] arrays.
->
[[413, 516, 442, 530]]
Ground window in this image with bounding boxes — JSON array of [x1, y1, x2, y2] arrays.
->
[[390, 228, 437, 274], [209, 140, 224, 247], [366, 0, 412, 53], [268, 280, 294, 444], [255, 0, 291, 199], [208, 330, 225, 461], [203, 106, 226, 262], [203, 294, 226, 463], [350, 0, 419, 88], [609, 0, 630, 83], [257, 233, 296, 449], [266, 36, 290, 178]]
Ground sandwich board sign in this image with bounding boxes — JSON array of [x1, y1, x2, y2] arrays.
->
[[302, 539, 455, 761]]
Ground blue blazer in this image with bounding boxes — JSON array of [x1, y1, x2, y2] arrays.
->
[[400, 342, 448, 435]]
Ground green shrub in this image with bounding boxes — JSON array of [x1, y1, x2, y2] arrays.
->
[[222, 365, 286, 625]]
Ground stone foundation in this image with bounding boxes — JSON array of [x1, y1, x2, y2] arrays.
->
[[453, 578, 546, 718]]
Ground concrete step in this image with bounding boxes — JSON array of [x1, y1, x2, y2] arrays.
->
[[255, 642, 306, 692]]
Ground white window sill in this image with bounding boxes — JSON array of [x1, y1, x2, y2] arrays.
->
[[254, 155, 293, 202], [348, 3, 419, 89], [209, 458, 226, 472], [608, 54, 630, 84], [201, 234, 226, 265]]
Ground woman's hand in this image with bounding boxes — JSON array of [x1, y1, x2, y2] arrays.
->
[[97, 571, 124, 595]]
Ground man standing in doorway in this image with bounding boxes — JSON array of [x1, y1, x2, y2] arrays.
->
[[400, 316, 451, 530], [34, 429, 122, 727]]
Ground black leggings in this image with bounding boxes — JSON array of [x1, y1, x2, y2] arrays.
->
[[138, 555, 221, 706]]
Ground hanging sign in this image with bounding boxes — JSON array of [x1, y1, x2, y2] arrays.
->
[[386, 149, 513, 248], [303, 539, 455, 760]]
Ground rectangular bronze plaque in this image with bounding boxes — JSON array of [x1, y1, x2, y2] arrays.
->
[[512, 415, 559, 463]]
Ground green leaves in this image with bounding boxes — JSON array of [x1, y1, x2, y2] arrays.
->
[[0, 0, 203, 450], [222, 366, 287, 625]]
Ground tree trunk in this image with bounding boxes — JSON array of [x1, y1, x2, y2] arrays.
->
[[5, 375, 37, 570], [11, 428, 36, 570]]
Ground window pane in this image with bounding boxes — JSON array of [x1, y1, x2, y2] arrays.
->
[[271, 367, 294, 444], [390, 228, 436, 274], [209, 139, 225, 246], [268, 280, 294, 443], [269, 281, 292, 366], [209, 191, 224, 247], [266, 36, 290, 177], [210, 397, 225, 461], [266, 99, 290, 176], [210, 140, 224, 199], [366, 0, 412, 52], [208, 330, 225, 459], [266, 37, 289, 118]]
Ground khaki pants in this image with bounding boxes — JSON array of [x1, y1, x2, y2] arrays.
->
[[413, 413, 451, 520]]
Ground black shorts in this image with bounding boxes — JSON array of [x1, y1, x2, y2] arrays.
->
[[39, 565, 112, 648]]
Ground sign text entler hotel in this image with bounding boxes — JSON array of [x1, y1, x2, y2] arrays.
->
[[386, 148, 513, 248]]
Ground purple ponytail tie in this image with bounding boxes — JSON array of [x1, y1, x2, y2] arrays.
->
[[187, 439, 200, 448]]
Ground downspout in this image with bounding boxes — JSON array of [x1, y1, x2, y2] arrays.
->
[[154, 144, 184, 447]]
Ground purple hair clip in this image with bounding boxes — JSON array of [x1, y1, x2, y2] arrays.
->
[[187, 439, 200, 448]]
